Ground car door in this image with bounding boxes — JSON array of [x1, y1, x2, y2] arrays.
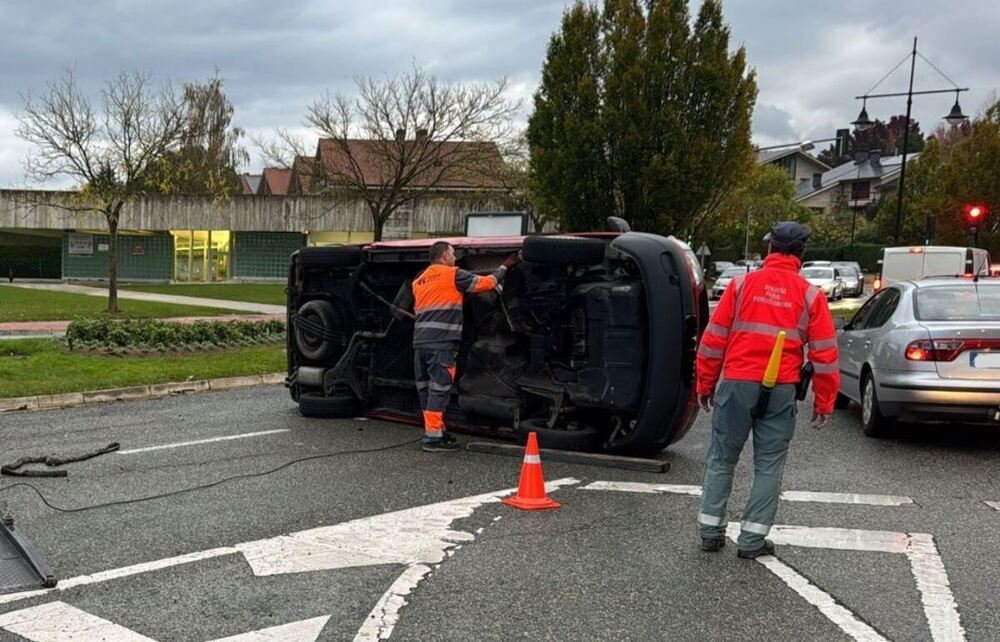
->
[[852, 287, 902, 383], [838, 289, 890, 399]]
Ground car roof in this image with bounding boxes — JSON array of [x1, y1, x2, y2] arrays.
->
[[898, 277, 1000, 289]]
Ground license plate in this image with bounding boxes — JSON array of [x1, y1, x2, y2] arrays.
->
[[971, 352, 1000, 368]]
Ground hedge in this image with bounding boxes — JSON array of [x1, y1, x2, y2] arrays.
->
[[66, 318, 286, 353]]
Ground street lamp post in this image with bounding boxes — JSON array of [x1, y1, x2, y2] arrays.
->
[[852, 37, 969, 246]]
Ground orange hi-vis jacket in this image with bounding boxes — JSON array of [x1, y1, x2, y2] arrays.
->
[[696, 253, 840, 413], [412, 263, 504, 346]]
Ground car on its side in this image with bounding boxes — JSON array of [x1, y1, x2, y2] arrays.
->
[[835, 278, 1000, 436], [285, 230, 707, 455], [800, 266, 844, 300], [836, 265, 864, 298], [712, 265, 752, 299]]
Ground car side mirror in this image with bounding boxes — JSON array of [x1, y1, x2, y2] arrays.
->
[[833, 316, 846, 330]]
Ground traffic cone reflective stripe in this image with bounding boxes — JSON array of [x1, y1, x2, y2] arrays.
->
[[502, 432, 560, 511]]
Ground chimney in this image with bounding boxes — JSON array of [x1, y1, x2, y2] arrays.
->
[[812, 173, 823, 189], [394, 128, 406, 142], [869, 148, 881, 169], [835, 128, 850, 158], [416, 128, 428, 142]]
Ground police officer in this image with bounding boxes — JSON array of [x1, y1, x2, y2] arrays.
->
[[695, 221, 839, 558], [412, 241, 519, 452]]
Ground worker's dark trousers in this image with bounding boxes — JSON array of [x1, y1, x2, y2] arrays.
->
[[414, 344, 458, 439], [698, 380, 797, 551]]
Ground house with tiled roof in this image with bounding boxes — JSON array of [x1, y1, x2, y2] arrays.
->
[[794, 149, 914, 215], [757, 148, 830, 191], [239, 174, 261, 195], [288, 156, 315, 195], [258, 167, 293, 196]]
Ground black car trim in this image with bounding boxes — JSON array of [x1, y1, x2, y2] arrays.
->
[[879, 382, 1000, 393], [840, 369, 859, 380]]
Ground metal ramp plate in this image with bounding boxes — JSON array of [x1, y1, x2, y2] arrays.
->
[[0, 520, 56, 593]]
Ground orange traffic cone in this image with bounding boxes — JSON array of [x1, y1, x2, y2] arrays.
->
[[502, 432, 561, 511]]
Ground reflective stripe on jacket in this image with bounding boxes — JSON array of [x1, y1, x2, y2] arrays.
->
[[696, 253, 840, 413], [412, 263, 504, 345]]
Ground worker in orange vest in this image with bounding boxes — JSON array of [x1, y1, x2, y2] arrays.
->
[[412, 241, 519, 452], [695, 221, 840, 558]]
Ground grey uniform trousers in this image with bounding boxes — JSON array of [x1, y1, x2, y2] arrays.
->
[[698, 380, 797, 550]]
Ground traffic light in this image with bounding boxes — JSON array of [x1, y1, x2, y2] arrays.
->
[[964, 204, 988, 246]]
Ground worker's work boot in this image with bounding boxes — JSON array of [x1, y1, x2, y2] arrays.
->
[[422, 436, 459, 452], [701, 538, 726, 552], [737, 539, 775, 559]]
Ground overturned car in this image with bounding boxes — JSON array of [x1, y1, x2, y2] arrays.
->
[[285, 230, 707, 456]]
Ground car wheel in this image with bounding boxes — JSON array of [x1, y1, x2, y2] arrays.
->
[[834, 392, 851, 409], [298, 391, 360, 419], [861, 373, 893, 438], [518, 417, 603, 451], [294, 299, 347, 362], [521, 236, 607, 266]]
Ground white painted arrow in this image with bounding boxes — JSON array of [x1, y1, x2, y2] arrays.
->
[[207, 615, 331, 642]]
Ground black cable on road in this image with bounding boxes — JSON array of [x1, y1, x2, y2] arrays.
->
[[0, 437, 420, 514]]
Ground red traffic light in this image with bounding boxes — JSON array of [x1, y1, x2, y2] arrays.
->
[[964, 204, 988, 221]]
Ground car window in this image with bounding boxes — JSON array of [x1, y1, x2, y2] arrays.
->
[[923, 252, 965, 278], [846, 289, 888, 330], [882, 252, 924, 281], [864, 288, 901, 329], [801, 268, 833, 279], [720, 267, 746, 277], [914, 285, 1000, 321], [838, 266, 857, 277]]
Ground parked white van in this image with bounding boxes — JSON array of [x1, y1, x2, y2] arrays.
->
[[875, 246, 991, 289]]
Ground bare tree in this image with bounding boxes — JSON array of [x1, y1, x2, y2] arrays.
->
[[16, 70, 187, 312], [261, 66, 519, 240]]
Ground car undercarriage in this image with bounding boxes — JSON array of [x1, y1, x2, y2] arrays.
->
[[286, 232, 706, 456]]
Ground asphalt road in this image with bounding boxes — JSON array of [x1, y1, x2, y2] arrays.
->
[[0, 385, 998, 641]]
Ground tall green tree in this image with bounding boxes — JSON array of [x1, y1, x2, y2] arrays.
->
[[527, 2, 611, 232], [528, 0, 756, 236]]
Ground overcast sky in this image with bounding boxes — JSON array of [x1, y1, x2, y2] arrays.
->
[[2, 0, 998, 188]]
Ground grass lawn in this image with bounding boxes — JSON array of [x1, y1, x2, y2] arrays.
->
[[117, 282, 286, 305], [0, 287, 255, 322], [0, 339, 286, 398], [828, 297, 864, 319]]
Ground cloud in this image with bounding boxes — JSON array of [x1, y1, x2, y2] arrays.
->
[[2, 0, 999, 186]]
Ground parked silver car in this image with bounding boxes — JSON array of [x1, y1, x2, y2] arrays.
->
[[711, 265, 751, 299], [835, 278, 1000, 436], [800, 266, 844, 300], [836, 265, 864, 297]]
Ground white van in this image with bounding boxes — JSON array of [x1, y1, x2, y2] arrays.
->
[[875, 246, 991, 289]]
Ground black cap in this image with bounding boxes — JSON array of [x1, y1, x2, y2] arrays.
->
[[763, 221, 811, 253]]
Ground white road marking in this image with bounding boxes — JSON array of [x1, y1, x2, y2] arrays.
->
[[354, 564, 432, 642], [780, 491, 914, 507], [581, 480, 702, 496], [207, 615, 331, 642], [583, 481, 914, 507], [985, 501, 1000, 511], [0, 601, 155, 641], [0, 479, 580, 642], [117, 429, 290, 454], [235, 478, 578, 577], [725, 522, 965, 642], [755, 556, 889, 642]]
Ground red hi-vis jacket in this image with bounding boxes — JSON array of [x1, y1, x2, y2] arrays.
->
[[696, 253, 840, 413], [412, 263, 505, 346]]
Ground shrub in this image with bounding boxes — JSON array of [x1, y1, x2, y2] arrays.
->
[[65, 318, 286, 352]]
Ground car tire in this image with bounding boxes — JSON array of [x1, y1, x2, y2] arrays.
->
[[521, 236, 606, 266], [861, 373, 893, 438], [298, 391, 360, 419], [294, 299, 346, 362], [297, 245, 362, 268], [834, 392, 851, 409], [518, 417, 603, 451]]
